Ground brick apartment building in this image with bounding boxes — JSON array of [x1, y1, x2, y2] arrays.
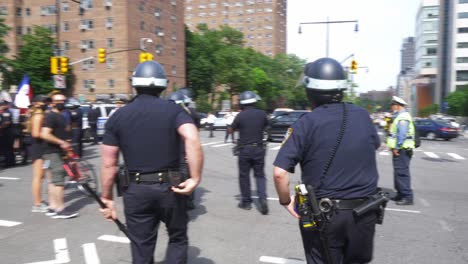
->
[[184, 0, 286, 56], [0, 0, 186, 101]]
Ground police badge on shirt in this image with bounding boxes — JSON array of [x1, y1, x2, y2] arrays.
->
[[282, 127, 293, 146]]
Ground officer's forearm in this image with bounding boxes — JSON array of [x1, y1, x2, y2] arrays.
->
[[273, 166, 291, 204], [100, 145, 119, 199], [185, 138, 203, 184]]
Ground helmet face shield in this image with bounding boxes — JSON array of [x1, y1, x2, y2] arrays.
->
[[132, 77, 168, 88], [303, 76, 348, 91]]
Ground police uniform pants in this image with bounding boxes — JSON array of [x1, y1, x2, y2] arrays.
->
[[0, 131, 15, 167], [300, 210, 377, 264], [123, 183, 188, 264], [392, 149, 413, 200], [71, 128, 83, 157], [238, 146, 267, 203]]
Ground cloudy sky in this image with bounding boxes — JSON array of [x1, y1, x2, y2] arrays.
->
[[287, 0, 421, 94]]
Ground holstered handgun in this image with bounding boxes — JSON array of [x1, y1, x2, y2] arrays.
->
[[116, 164, 129, 197], [353, 187, 395, 224]]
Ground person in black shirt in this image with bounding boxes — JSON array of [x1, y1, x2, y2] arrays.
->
[[273, 58, 380, 264], [230, 91, 269, 215], [0, 101, 15, 168], [40, 93, 78, 219], [99, 61, 203, 264]]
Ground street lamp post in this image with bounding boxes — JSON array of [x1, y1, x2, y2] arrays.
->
[[298, 18, 359, 57]]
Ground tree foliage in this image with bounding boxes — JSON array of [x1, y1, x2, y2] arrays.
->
[[186, 25, 306, 111], [4, 26, 56, 95], [418, 104, 439, 117], [445, 89, 468, 116]]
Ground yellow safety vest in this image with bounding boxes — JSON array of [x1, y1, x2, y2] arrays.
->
[[386, 111, 415, 149]]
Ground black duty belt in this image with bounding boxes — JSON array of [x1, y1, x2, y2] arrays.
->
[[319, 198, 367, 210], [129, 171, 171, 184], [239, 142, 264, 147]]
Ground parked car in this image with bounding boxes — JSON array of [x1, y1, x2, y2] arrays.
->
[[414, 119, 459, 141], [213, 110, 239, 130], [269, 108, 294, 119], [267, 110, 309, 142]]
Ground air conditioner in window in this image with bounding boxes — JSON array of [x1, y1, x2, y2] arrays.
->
[[157, 32, 165, 37], [80, 44, 88, 50], [89, 84, 96, 89], [171, 1, 176, 6], [105, 1, 112, 7], [105, 23, 112, 29], [154, 12, 160, 17], [82, 64, 89, 70], [79, 24, 88, 31]]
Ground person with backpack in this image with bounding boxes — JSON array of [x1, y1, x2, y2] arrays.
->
[[387, 96, 415, 206]]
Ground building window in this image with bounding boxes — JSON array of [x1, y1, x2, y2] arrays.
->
[[171, 32, 177, 41], [62, 2, 69, 12], [83, 59, 96, 70], [107, 38, 114, 48], [105, 17, 113, 29], [108, 79, 115, 89], [457, 42, 468, 48], [81, 40, 95, 49], [171, 48, 176, 56], [155, 8, 161, 18], [456, 57, 468, 63], [139, 1, 144, 11], [106, 58, 114, 69], [83, 0, 94, 9], [459, 12, 468, 19], [171, 66, 176, 75], [63, 41, 70, 51], [0, 7, 8, 15], [25, 8, 31, 16], [63, 22, 69, 32], [460, 0, 468, 4], [156, 44, 163, 55], [26, 27, 32, 34], [16, 26, 22, 35], [140, 21, 145, 31], [80, 19, 94, 29], [456, 70, 468, 81], [458, 27, 468, 33], [83, 79, 96, 90]]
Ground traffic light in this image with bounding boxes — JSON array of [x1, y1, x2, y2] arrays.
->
[[60, 57, 69, 74], [351, 59, 358, 73], [139, 52, 154, 63], [98, 48, 106, 63], [50, 56, 58, 74]]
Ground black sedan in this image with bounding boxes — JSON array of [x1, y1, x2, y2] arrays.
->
[[267, 110, 309, 142], [414, 119, 459, 141]]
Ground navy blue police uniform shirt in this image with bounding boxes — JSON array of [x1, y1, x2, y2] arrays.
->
[[273, 103, 380, 199], [103, 94, 194, 173], [231, 106, 268, 145]]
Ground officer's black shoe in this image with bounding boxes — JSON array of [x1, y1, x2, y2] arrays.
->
[[238, 202, 252, 210], [395, 198, 414, 206], [260, 200, 269, 215]]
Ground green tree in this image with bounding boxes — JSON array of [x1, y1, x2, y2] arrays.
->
[[418, 104, 439, 117], [445, 89, 468, 116], [0, 15, 11, 87], [6, 26, 55, 95]]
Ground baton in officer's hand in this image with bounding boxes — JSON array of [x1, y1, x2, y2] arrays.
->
[[79, 183, 135, 243]]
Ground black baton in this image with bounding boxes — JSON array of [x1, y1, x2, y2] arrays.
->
[[79, 182, 134, 243]]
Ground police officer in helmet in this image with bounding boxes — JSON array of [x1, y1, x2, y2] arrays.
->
[[229, 91, 269, 215], [178, 87, 201, 129], [99, 61, 204, 264], [273, 58, 381, 263]]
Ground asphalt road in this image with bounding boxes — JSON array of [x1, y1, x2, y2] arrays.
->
[[0, 129, 467, 264]]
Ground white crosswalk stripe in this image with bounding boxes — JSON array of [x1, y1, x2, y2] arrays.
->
[[447, 153, 465, 160], [424, 152, 439, 159], [201, 141, 224, 146]]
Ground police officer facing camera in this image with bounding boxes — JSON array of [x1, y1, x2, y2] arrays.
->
[[99, 61, 204, 264], [273, 58, 381, 264], [229, 91, 269, 215]]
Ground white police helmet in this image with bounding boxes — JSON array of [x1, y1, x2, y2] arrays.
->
[[131, 61, 168, 89], [391, 96, 407, 106], [239, 91, 261, 105]]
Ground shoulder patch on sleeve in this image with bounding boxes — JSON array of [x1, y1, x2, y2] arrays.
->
[[281, 127, 293, 146]]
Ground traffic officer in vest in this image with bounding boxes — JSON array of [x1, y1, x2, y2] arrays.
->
[[66, 98, 83, 157], [99, 61, 204, 264], [387, 96, 415, 205], [229, 91, 269, 215], [273, 58, 381, 263]]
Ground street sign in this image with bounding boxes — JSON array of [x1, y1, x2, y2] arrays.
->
[[53, 75, 66, 89]]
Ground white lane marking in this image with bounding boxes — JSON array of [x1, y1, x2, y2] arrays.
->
[[418, 198, 430, 207], [259, 256, 305, 264], [55, 238, 70, 263], [424, 152, 439, 159], [252, 196, 279, 201], [0, 177, 20, 180], [98, 235, 130, 244], [25, 238, 70, 264], [439, 220, 454, 232], [386, 208, 421, 214], [83, 243, 100, 264], [447, 153, 465, 160], [270, 146, 281, 150], [211, 143, 232, 148], [379, 151, 390, 156], [0, 219, 22, 227], [201, 141, 223, 146]]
